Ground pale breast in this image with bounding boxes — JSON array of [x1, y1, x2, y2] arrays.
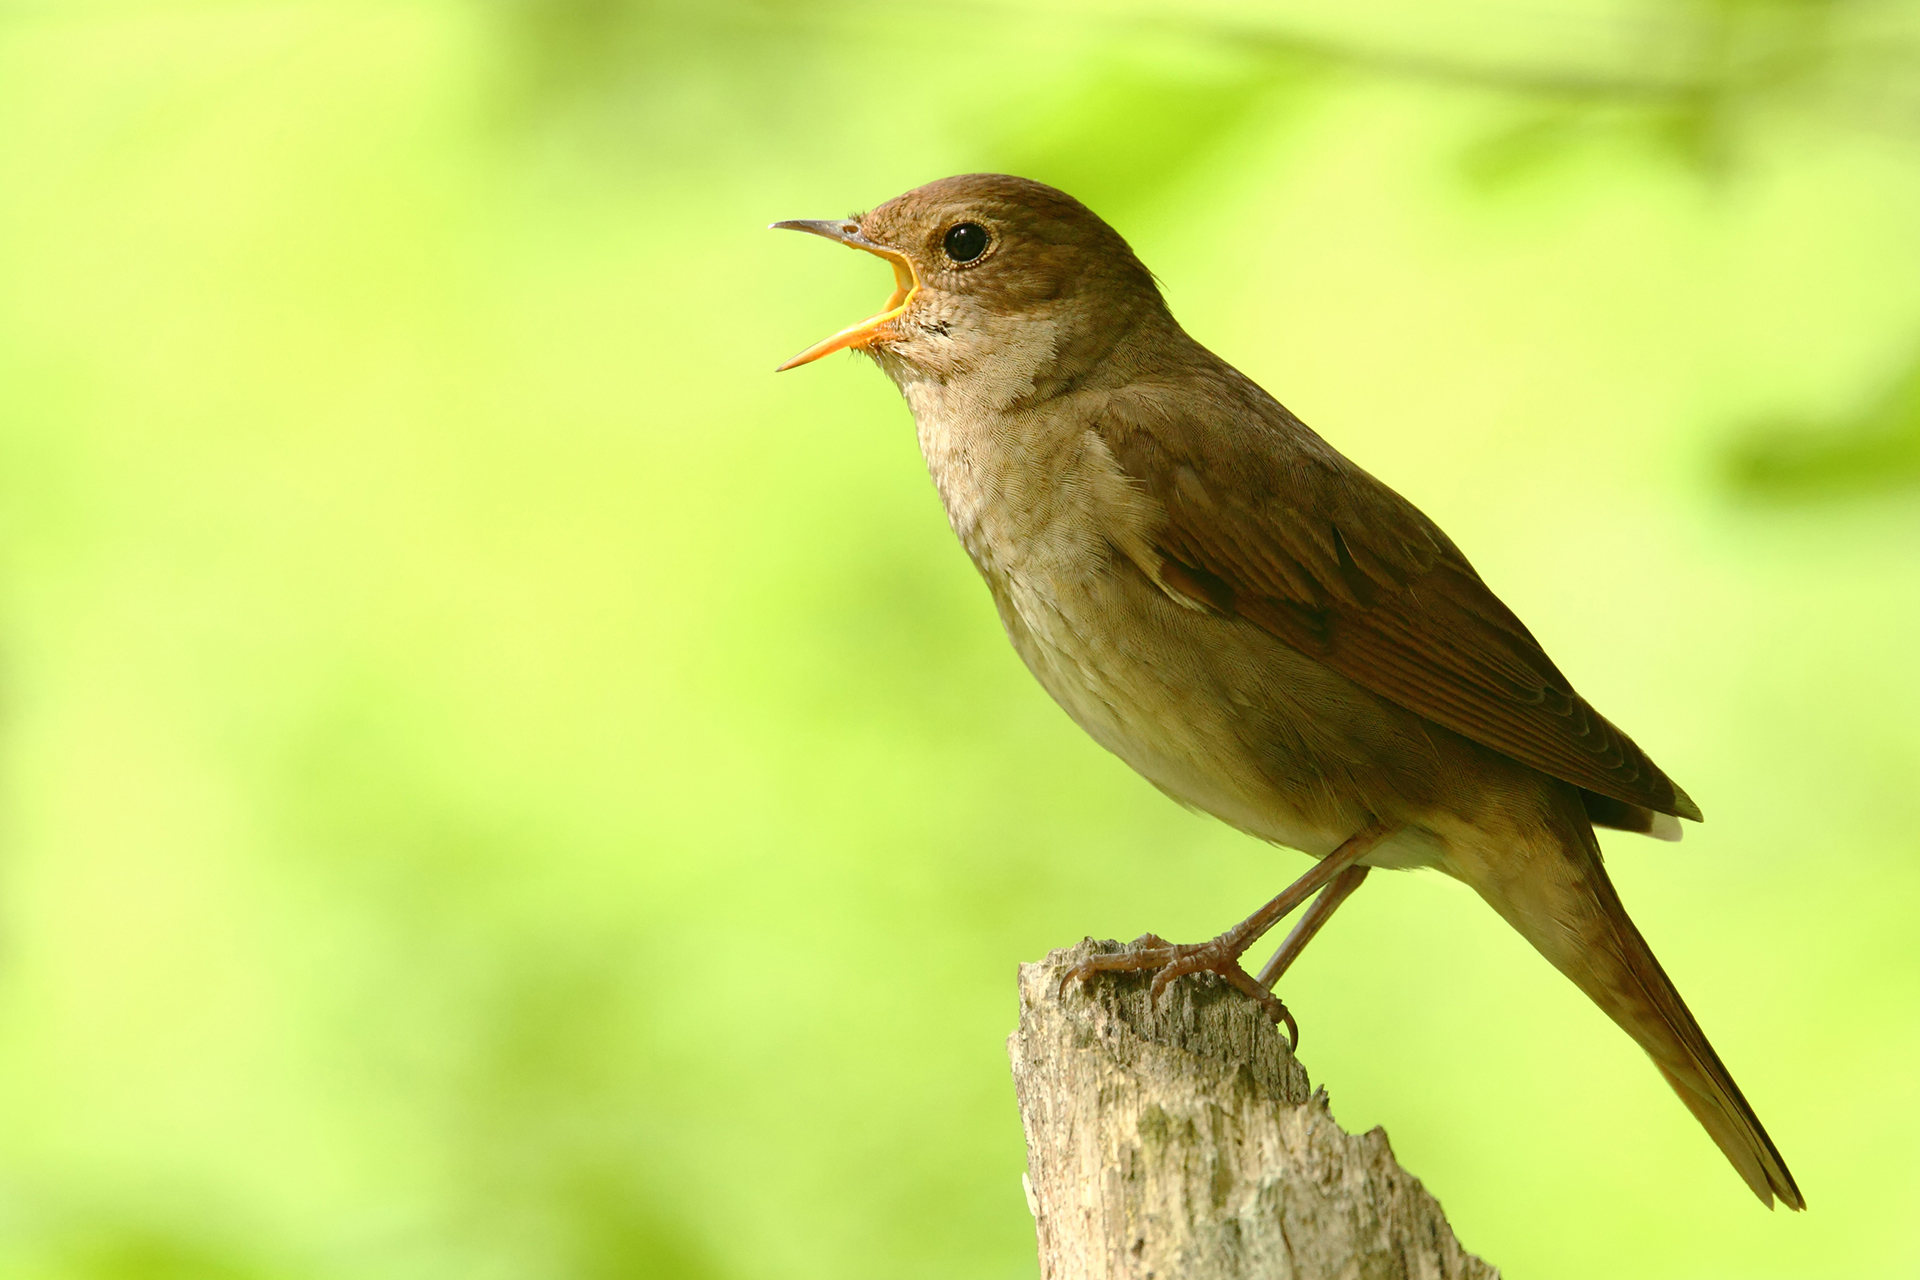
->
[[906, 383, 1118, 582]]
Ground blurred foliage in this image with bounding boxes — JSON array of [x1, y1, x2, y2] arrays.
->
[[57, 1227, 279, 1280], [1724, 353, 1920, 498], [491, 0, 809, 110], [983, 47, 1326, 218], [0, 3, 1917, 1280]]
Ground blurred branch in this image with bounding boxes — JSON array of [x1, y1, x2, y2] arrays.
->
[[1161, 0, 1920, 176], [1010, 940, 1496, 1279], [490, 1, 1920, 175]]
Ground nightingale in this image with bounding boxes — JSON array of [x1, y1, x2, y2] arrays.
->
[[771, 173, 1802, 1210]]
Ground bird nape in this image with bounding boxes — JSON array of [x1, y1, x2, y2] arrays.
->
[[772, 172, 1802, 1212]]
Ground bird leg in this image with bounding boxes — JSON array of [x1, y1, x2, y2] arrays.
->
[[1254, 863, 1371, 991], [1062, 823, 1391, 1047]]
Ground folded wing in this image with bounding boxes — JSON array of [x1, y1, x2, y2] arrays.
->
[[1094, 373, 1701, 823]]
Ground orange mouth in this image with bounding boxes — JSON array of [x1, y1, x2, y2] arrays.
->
[[771, 219, 920, 371]]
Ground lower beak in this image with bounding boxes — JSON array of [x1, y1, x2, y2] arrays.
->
[[771, 219, 920, 371]]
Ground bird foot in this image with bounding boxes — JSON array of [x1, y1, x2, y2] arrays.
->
[[1060, 932, 1299, 1049]]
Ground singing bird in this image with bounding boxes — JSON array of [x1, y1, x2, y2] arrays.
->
[[772, 174, 1801, 1210]]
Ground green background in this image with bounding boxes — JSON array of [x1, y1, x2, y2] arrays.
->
[[0, 1, 1915, 1276]]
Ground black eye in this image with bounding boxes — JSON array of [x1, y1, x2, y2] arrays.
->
[[943, 222, 988, 263]]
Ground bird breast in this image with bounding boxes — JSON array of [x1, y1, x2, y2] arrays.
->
[[902, 382, 1147, 585]]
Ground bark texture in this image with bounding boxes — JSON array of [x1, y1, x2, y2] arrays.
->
[[1010, 939, 1498, 1280]]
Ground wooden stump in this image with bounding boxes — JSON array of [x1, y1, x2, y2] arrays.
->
[[1009, 939, 1498, 1279]]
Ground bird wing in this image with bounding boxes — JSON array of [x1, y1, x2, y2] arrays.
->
[[1093, 374, 1701, 822]]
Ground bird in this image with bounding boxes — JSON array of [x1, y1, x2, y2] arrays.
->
[[770, 173, 1802, 1210]]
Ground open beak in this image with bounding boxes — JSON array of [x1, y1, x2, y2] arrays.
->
[[771, 219, 920, 372]]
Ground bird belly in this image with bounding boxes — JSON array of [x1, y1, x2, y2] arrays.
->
[[992, 561, 1446, 869]]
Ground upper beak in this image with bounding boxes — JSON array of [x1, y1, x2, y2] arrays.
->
[[771, 219, 920, 372]]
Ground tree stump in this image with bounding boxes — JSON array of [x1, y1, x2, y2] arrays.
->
[[1009, 939, 1498, 1279]]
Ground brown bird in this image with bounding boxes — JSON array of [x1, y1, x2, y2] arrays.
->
[[772, 174, 1802, 1210]]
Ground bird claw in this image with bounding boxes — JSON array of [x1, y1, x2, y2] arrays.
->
[[1057, 933, 1173, 998], [1059, 932, 1300, 1050]]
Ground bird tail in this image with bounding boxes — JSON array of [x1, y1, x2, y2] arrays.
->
[[1453, 788, 1804, 1210]]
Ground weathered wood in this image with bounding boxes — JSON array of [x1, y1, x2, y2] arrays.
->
[[1010, 939, 1498, 1280]]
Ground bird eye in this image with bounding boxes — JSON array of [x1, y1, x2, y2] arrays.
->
[[943, 222, 988, 263]]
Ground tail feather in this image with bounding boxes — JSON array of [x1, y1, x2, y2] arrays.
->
[[1452, 786, 1804, 1209], [1587, 867, 1804, 1209]]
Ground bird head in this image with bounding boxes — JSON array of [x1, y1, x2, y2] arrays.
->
[[773, 174, 1169, 397]]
